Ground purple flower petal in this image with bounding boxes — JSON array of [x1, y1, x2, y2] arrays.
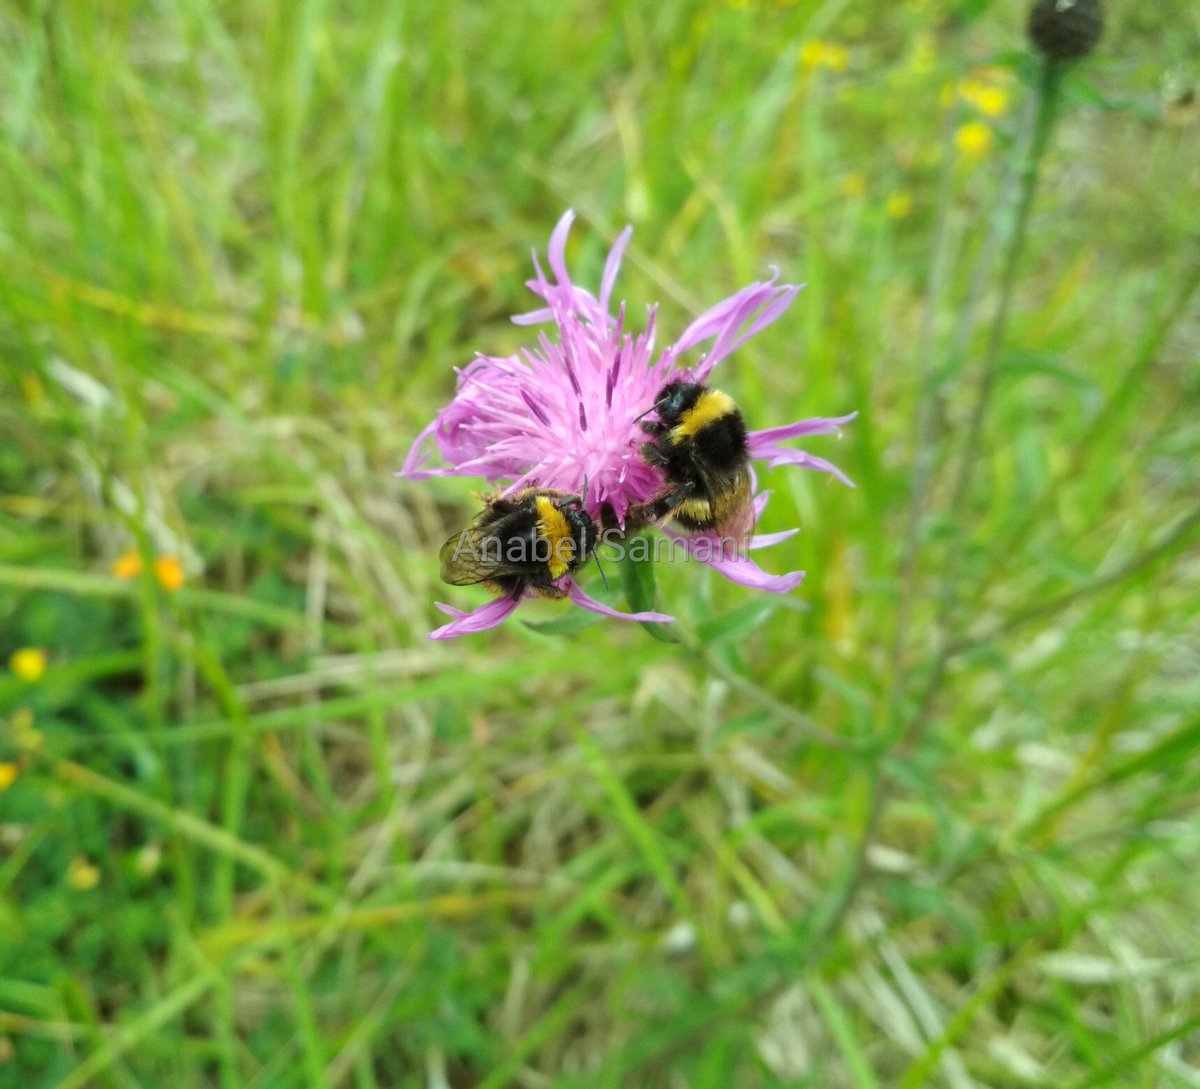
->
[[673, 278, 780, 353], [398, 419, 441, 479], [756, 447, 855, 487], [702, 554, 806, 593], [749, 528, 800, 550], [670, 276, 803, 381], [566, 580, 674, 624], [429, 596, 521, 640], [547, 210, 576, 290], [403, 213, 850, 615], [512, 306, 553, 326], [600, 226, 633, 317], [654, 493, 804, 589], [748, 412, 858, 447], [692, 286, 803, 383]]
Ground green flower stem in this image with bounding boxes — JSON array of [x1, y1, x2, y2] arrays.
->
[[892, 61, 1066, 753], [945, 56, 1065, 516]]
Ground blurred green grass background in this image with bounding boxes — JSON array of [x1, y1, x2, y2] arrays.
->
[[2, 0, 1199, 1085]]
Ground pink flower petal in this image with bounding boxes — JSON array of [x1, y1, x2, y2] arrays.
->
[[402, 213, 848, 610], [693, 285, 803, 382], [749, 528, 800, 550], [429, 596, 521, 640], [600, 226, 633, 317], [748, 412, 858, 447], [670, 276, 803, 381], [673, 279, 779, 353], [547, 209, 576, 287], [565, 580, 674, 624], [756, 447, 855, 487], [653, 499, 803, 590], [398, 418, 442, 479], [512, 306, 553, 326], [702, 554, 806, 593]]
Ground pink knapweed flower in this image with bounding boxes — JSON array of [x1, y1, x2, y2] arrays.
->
[[403, 211, 854, 638]]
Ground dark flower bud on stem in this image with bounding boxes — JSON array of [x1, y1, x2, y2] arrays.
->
[[1027, 0, 1104, 62]]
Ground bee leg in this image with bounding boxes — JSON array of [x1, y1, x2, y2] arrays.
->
[[636, 483, 695, 523], [639, 441, 671, 468], [509, 578, 525, 602], [639, 420, 668, 437]]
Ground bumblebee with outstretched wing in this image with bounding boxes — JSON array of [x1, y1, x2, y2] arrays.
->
[[439, 488, 599, 600]]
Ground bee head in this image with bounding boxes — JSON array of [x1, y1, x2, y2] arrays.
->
[[653, 380, 705, 426], [558, 498, 598, 567]]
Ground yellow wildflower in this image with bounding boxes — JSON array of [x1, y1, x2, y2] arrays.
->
[[840, 173, 867, 198], [885, 191, 913, 219], [956, 70, 1012, 118], [10, 648, 47, 683], [153, 556, 185, 592], [0, 763, 17, 791], [969, 85, 1009, 118], [800, 40, 849, 72], [111, 551, 143, 580], [955, 121, 994, 160]]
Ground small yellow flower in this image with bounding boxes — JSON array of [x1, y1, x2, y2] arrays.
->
[[0, 763, 18, 791], [67, 856, 100, 891], [111, 551, 143, 580], [970, 85, 1009, 118], [840, 172, 867, 198], [956, 71, 1012, 118], [10, 648, 47, 683], [955, 121, 994, 160], [885, 191, 913, 219], [153, 556, 185, 592], [800, 40, 849, 72]]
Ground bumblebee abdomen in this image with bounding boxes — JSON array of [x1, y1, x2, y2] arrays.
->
[[672, 497, 716, 532]]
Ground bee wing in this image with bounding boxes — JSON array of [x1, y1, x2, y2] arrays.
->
[[438, 521, 526, 586], [709, 466, 756, 548]]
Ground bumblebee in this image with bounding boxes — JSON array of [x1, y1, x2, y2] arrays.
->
[[634, 380, 754, 543], [439, 488, 599, 600]]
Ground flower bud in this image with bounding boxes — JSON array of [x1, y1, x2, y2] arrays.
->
[[1027, 0, 1104, 62]]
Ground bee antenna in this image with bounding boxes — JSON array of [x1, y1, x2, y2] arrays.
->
[[632, 404, 658, 424], [592, 549, 609, 591]]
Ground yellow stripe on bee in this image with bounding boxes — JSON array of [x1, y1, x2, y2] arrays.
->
[[676, 498, 714, 522], [670, 389, 737, 442], [535, 496, 575, 580]]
